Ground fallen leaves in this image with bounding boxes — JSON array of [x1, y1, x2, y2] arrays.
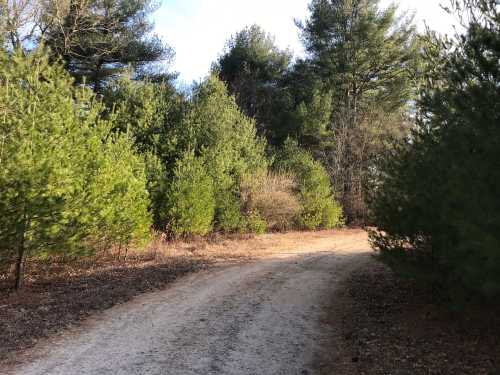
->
[[338, 262, 500, 374]]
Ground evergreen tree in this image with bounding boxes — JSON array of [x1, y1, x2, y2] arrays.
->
[[214, 25, 292, 138], [184, 76, 269, 230], [103, 75, 187, 228], [166, 151, 216, 237], [276, 139, 343, 230], [0, 50, 151, 289], [41, 0, 172, 92], [268, 59, 332, 146], [299, 0, 419, 222], [103, 74, 186, 161], [370, 0, 500, 305], [163, 76, 269, 234]]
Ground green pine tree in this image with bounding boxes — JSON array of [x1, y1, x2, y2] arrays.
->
[[370, 0, 500, 305], [163, 76, 269, 234], [299, 0, 419, 222], [42, 0, 172, 92], [0, 50, 151, 289], [214, 25, 292, 138], [276, 139, 343, 230]]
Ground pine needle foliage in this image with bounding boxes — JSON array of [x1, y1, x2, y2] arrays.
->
[[370, 0, 500, 306], [276, 139, 343, 230], [0, 50, 151, 289], [164, 76, 268, 235]]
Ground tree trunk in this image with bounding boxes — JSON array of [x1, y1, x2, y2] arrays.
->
[[15, 246, 25, 290], [15, 208, 27, 290], [93, 60, 103, 94]]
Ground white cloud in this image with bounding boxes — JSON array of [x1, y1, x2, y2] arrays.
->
[[154, 0, 458, 83]]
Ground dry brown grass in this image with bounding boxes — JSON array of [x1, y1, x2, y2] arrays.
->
[[240, 172, 301, 231], [1, 229, 365, 293]]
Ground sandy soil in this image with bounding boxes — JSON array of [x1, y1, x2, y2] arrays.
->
[[8, 230, 371, 375]]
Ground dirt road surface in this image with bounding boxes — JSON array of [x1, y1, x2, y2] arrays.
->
[[11, 230, 370, 375]]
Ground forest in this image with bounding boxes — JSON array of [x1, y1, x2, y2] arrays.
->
[[0, 0, 499, 311]]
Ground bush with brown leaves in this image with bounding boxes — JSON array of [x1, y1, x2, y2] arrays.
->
[[241, 172, 301, 231]]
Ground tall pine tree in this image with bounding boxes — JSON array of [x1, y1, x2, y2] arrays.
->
[[299, 0, 419, 222], [370, 0, 500, 305], [214, 25, 292, 138], [41, 0, 172, 93]]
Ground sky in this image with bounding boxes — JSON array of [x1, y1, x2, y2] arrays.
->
[[154, 0, 459, 84]]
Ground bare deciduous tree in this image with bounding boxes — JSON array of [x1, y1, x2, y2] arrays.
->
[[1, 0, 42, 50]]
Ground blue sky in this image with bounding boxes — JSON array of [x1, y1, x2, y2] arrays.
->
[[154, 0, 459, 84]]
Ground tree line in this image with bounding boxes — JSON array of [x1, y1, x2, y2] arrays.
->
[[0, 0, 343, 289], [1, 0, 499, 306]]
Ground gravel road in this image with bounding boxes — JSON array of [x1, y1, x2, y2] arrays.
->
[[13, 233, 370, 375]]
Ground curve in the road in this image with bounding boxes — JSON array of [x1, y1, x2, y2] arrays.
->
[[14, 245, 370, 375]]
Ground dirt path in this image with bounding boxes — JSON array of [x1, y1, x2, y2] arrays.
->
[[11, 231, 371, 375]]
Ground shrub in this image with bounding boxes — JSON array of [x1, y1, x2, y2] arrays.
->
[[275, 139, 343, 230], [241, 172, 300, 231], [0, 50, 152, 289], [243, 211, 267, 235], [172, 75, 268, 180], [165, 152, 215, 237], [322, 200, 344, 229], [103, 76, 186, 228], [369, 2, 500, 306], [215, 192, 244, 233], [167, 75, 269, 233], [88, 134, 152, 249]]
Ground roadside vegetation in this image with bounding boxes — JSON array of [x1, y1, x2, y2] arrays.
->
[[1, 0, 500, 371], [1, 0, 499, 316], [369, 0, 500, 308], [0, 0, 344, 290]]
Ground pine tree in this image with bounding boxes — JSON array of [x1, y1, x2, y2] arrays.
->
[[103, 75, 187, 228], [370, 0, 500, 305], [214, 25, 291, 138], [41, 0, 172, 92], [276, 139, 343, 230], [163, 76, 269, 234], [166, 151, 216, 237], [299, 0, 419, 222], [0, 50, 151, 289]]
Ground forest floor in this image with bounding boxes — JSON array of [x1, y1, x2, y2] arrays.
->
[[1, 229, 499, 374], [334, 261, 500, 374]]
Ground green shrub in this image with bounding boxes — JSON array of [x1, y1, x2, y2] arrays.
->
[[322, 200, 344, 229], [276, 139, 343, 230], [166, 152, 215, 237], [167, 75, 269, 234], [0, 50, 152, 288], [103, 76, 186, 228], [88, 134, 152, 249], [369, 3, 500, 306], [215, 192, 244, 233], [243, 211, 267, 235]]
